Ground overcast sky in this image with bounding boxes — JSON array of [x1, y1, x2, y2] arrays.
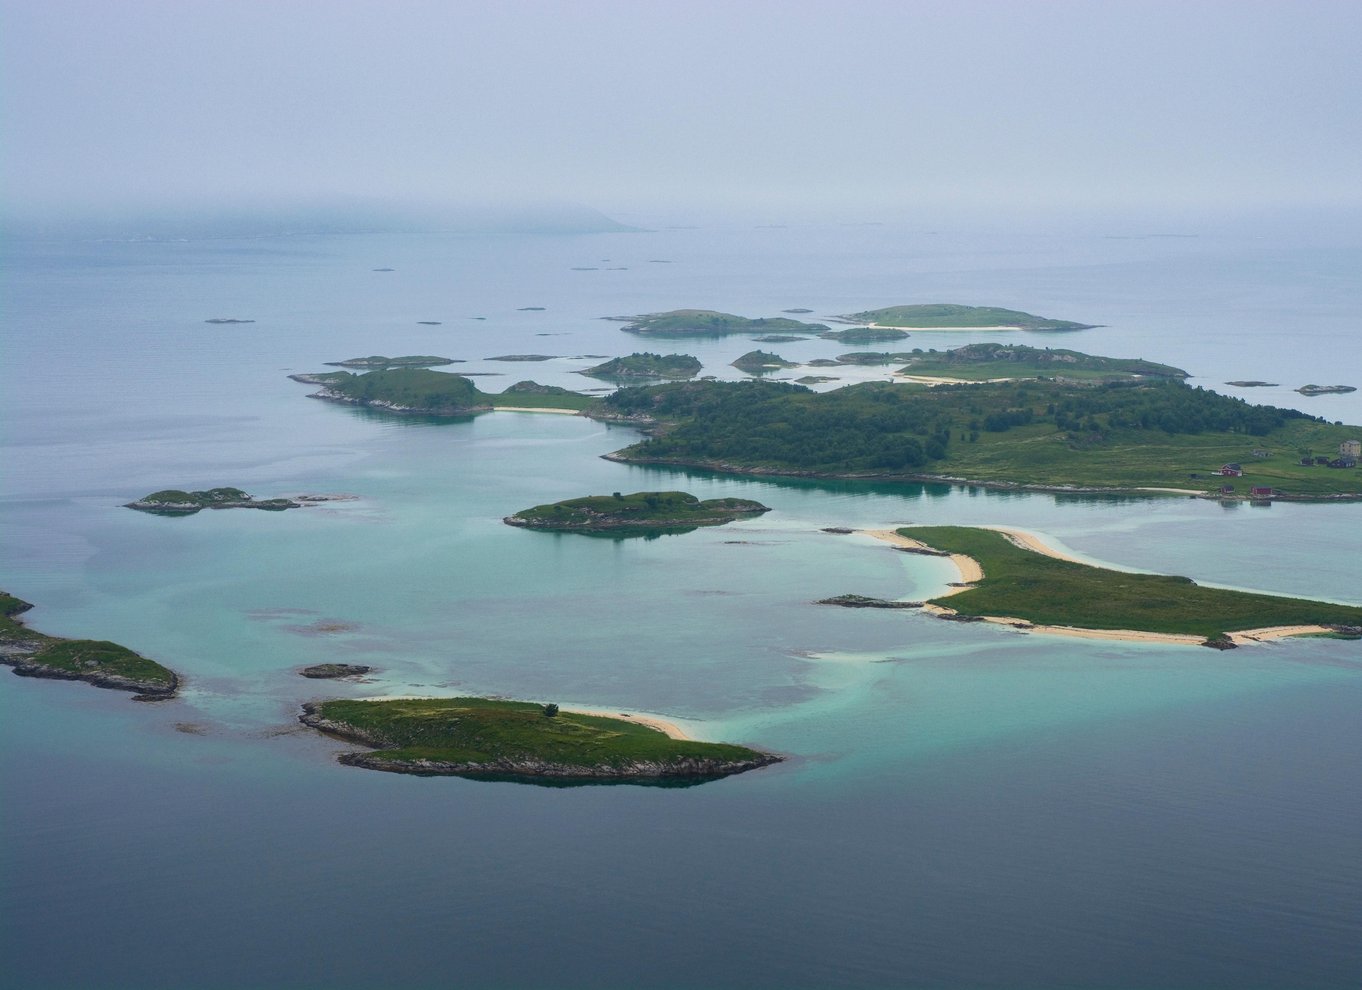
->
[[3, 0, 1359, 220]]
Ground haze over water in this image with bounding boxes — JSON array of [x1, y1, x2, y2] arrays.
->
[[1, 216, 1360, 989]]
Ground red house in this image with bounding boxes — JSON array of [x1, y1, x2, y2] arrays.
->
[[1250, 486, 1274, 498], [1219, 463, 1244, 477]]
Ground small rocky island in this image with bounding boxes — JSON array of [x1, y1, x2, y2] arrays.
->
[[1297, 384, 1357, 396], [299, 663, 372, 679], [299, 697, 780, 782], [324, 355, 457, 369], [1, 591, 179, 699], [732, 350, 798, 374], [308, 368, 493, 415], [1225, 380, 1279, 388], [578, 352, 702, 380], [504, 491, 770, 534], [819, 326, 911, 343], [126, 487, 301, 515]]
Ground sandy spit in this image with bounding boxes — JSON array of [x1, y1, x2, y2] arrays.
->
[[863, 528, 982, 590], [861, 526, 1334, 647]]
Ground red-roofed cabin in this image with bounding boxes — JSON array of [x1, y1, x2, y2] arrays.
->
[[1250, 486, 1274, 498]]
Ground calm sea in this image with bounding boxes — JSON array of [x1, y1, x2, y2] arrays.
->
[[2, 219, 1359, 989]]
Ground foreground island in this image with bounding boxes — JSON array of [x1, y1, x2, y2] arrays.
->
[[504, 491, 770, 534], [891, 526, 1362, 646], [0, 591, 179, 699], [300, 697, 781, 782]]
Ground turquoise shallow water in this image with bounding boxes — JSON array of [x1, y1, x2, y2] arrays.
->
[[2, 223, 1360, 988]]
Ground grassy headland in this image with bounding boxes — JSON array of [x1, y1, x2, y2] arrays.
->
[[593, 378, 1362, 499], [896, 527, 1362, 640], [300, 697, 780, 781], [505, 491, 769, 534], [841, 304, 1096, 331], [0, 591, 179, 698]]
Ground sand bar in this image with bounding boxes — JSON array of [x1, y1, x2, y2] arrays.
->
[[1228, 625, 1333, 644], [977, 526, 1088, 564], [864, 529, 982, 589]]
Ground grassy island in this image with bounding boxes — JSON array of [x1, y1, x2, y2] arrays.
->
[[897, 343, 1188, 382], [611, 309, 828, 337], [299, 697, 780, 782], [895, 527, 1362, 642], [299, 368, 597, 414], [840, 304, 1096, 331], [1297, 384, 1356, 396], [819, 326, 911, 343], [324, 355, 457, 369], [126, 487, 300, 514], [833, 352, 919, 366], [0, 591, 179, 698], [505, 491, 769, 534], [579, 353, 702, 380], [591, 378, 1362, 500], [732, 350, 798, 374]]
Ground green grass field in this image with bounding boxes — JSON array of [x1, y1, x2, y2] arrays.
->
[[899, 526, 1362, 638], [308, 697, 772, 771], [942, 419, 1362, 497], [844, 304, 1095, 330]]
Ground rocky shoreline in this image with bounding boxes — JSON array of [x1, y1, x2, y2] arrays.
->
[[309, 388, 491, 416], [598, 452, 1362, 503], [1, 594, 179, 700], [0, 655, 179, 700], [298, 703, 781, 780]]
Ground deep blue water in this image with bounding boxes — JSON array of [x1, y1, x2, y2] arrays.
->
[[1, 220, 1359, 989]]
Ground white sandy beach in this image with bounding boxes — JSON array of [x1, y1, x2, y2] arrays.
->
[[864, 528, 983, 590], [567, 708, 693, 740]]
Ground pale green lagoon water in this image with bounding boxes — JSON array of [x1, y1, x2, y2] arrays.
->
[[2, 223, 1359, 989]]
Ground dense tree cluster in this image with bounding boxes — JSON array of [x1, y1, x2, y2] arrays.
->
[[323, 368, 484, 409], [602, 378, 1321, 474]]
